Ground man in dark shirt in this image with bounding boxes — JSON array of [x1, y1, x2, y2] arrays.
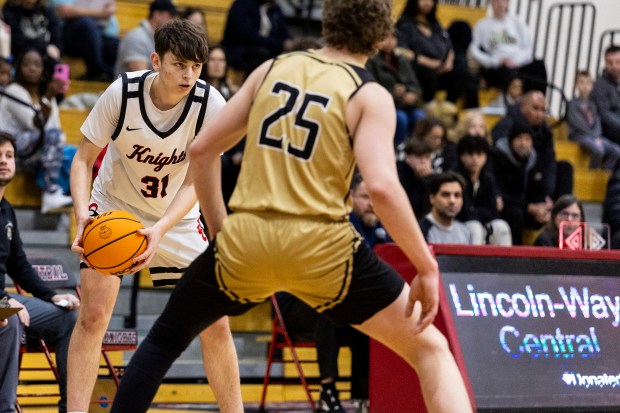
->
[[491, 90, 573, 199], [592, 45, 620, 144], [0, 132, 79, 413], [397, 138, 434, 217], [222, 0, 293, 76]]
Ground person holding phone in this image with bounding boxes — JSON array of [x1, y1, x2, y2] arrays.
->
[[0, 46, 73, 213]]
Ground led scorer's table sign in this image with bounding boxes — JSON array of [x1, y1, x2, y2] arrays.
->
[[371, 245, 620, 412]]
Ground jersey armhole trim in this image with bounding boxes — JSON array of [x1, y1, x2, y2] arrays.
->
[[111, 72, 129, 141]]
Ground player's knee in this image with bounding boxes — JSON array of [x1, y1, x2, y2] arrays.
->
[[200, 317, 231, 340], [76, 305, 111, 334], [410, 327, 451, 366]]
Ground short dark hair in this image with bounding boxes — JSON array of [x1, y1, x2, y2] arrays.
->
[[428, 171, 466, 196], [155, 19, 209, 63], [149, 0, 178, 18], [575, 69, 592, 81], [605, 45, 620, 56], [350, 172, 364, 191], [508, 121, 533, 143], [404, 138, 432, 156], [457, 135, 490, 156], [0, 132, 17, 151]]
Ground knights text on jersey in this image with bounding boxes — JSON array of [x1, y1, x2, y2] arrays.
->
[[228, 50, 374, 221], [81, 71, 226, 219]]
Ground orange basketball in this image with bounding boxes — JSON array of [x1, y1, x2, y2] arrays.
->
[[82, 210, 148, 276]]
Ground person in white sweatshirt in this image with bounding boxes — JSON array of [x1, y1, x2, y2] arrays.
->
[[469, 0, 546, 93]]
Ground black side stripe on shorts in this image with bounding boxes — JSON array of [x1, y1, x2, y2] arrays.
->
[[150, 266, 187, 287]]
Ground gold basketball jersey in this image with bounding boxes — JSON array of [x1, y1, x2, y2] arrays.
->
[[228, 50, 374, 221]]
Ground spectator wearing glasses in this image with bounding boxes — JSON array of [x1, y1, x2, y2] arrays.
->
[[533, 194, 585, 247]]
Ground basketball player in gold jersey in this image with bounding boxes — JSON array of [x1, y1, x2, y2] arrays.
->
[[110, 1, 473, 411]]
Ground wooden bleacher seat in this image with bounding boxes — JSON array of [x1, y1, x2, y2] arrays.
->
[[4, 171, 41, 209], [574, 168, 610, 202], [59, 108, 89, 146], [66, 79, 109, 97]]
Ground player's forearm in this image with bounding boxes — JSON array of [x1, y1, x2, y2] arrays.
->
[[190, 151, 226, 238], [70, 152, 94, 222], [156, 183, 198, 234], [369, 181, 438, 275]]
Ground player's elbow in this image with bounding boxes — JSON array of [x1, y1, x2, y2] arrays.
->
[[188, 141, 214, 165], [365, 177, 400, 205]]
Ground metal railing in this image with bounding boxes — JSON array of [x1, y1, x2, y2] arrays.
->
[[541, 2, 596, 108]]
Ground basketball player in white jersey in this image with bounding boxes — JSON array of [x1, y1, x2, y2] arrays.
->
[[67, 20, 242, 413]]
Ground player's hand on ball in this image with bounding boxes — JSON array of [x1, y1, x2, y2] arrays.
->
[[71, 214, 94, 268], [128, 225, 164, 274]]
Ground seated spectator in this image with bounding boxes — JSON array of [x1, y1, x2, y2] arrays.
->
[[603, 159, 620, 249], [276, 174, 388, 413], [0, 131, 79, 413], [395, 0, 459, 103], [397, 139, 434, 217], [484, 74, 523, 115], [456, 135, 512, 245], [469, 0, 547, 93], [451, 109, 489, 142], [2, 0, 62, 62], [591, 45, 620, 144], [418, 171, 473, 244], [491, 90, 573, 199], [113, 0, 177, 77], [204, 45, 238, 100], [412, 116, 457, 173], [349, 172, 391, 246], [568, 70, 620, 169], [366, 30, 424, 149], [0, 47, 72, 213], [534, 194, 585, 247], [493, 122, 551, 244], [50, 0, 119, 81], [0, 57, 12, 86], [180, 7, 206, 35], [222, 0, 293, 77]]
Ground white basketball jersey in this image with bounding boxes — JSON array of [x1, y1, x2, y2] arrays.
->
[[83, 71, 223, 220]]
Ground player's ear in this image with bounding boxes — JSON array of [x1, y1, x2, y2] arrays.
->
[[151, 52, 161, 71]]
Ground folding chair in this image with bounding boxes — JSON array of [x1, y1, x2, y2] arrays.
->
[[259, 295, 316, 412], [13, 255, 137, 411]]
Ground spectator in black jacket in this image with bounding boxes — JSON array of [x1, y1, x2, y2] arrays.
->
[[493, 121, 550, 244], [397, 138, 434, 218], [0, 131, 79, 413], [413, 116, 457, 173], [603, 159, 620, 249], [491, 90, 573, 199], [222, 0, 293, 77], [591, 45, 620, 144], [2, 0, 62, 62], [456, 135, 512, 245], [366, 30, 424, 149]]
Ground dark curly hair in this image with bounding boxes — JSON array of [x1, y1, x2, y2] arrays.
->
[[322, 0, 393, 56]]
